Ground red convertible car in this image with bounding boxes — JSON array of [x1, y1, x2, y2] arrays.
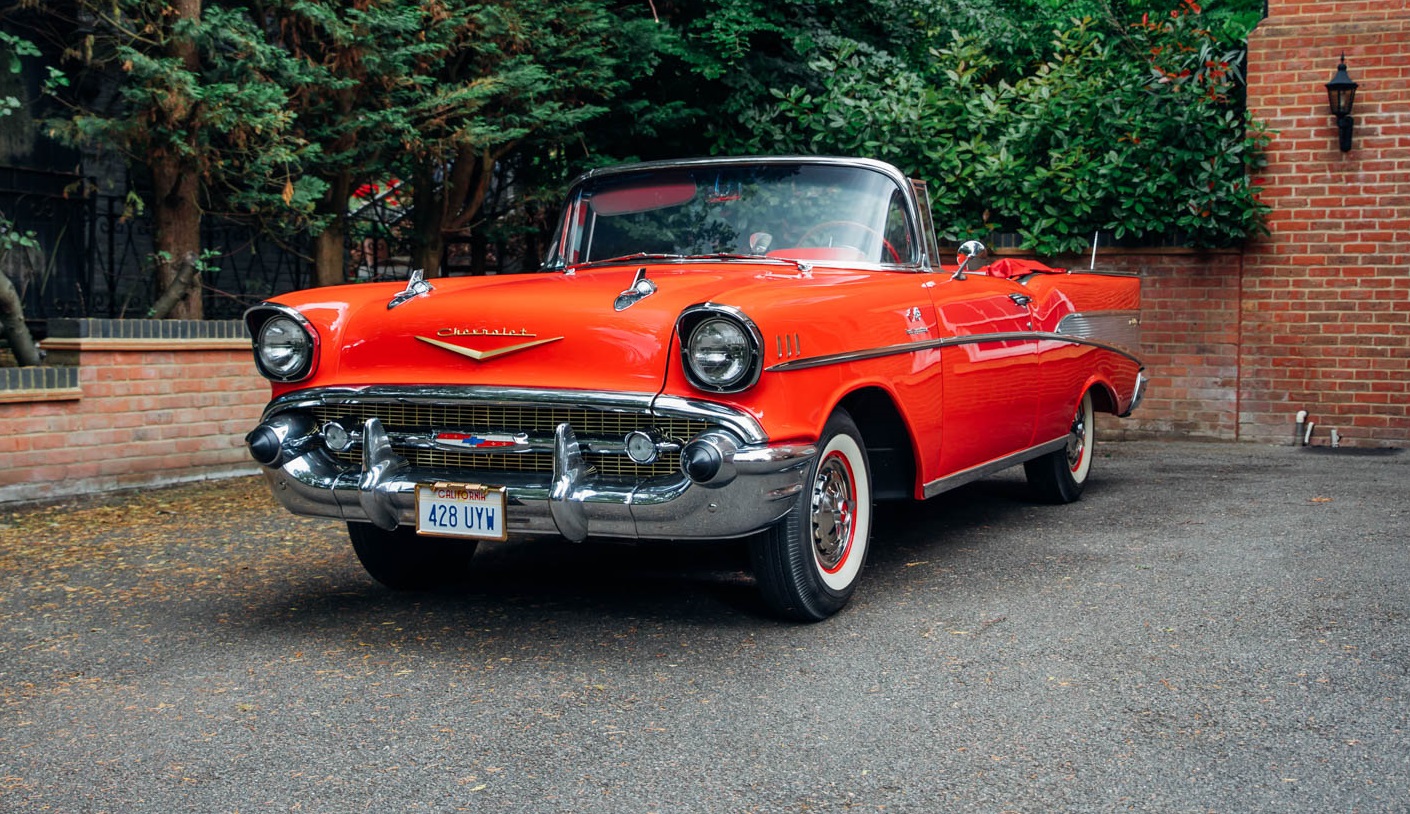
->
[[245, 156, 1145, 620]]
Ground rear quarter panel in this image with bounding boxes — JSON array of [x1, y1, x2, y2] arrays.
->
[[1027, 271, 1143, 436]]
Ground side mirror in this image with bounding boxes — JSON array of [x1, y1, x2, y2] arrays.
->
[[954, 239, 989, 280]]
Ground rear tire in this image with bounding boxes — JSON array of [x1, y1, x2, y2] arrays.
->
[[750, 409, 873, 622], [1025, 390, 1095, 504], [347, 522, 477, 590]]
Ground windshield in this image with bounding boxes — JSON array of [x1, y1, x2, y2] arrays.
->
[[545, 162, 917, 269]]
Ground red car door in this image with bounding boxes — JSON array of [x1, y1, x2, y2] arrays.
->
[[932, 274, 1041, 475]]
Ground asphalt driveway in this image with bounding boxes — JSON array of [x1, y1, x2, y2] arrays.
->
[[1, 441, 1406, 812]]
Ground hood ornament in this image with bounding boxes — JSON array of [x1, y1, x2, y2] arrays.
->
[[388, 268, 433, 310], [613, 267, 657, 311]]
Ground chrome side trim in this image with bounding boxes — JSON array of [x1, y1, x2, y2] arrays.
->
[[765, 331, 1144, 373], [260, 385, 769, 445], [1064, 269, 1139, 278], [921, 437, 1068, 499]]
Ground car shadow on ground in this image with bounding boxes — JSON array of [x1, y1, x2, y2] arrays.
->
[[230, 474, 1049, 638]]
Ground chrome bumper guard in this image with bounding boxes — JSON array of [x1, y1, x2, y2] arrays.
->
[[1120, 369, 1148, 417], [253, 413, 815, 542]]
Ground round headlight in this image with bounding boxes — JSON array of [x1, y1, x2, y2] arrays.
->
[[687, 317, 753, 390], [257, 315, 313, 381]]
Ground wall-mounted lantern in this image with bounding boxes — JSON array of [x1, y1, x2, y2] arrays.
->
[[1325, 54, 1358, 152]]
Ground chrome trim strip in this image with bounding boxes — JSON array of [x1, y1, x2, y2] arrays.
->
[[648, 394, 766, 444], [765, 331, 1144, 372], [1064, 269, 1139, 278], [261, 385, 770, 446], [921, 437, 1069, 499], [1034, 332, 1142, 363]]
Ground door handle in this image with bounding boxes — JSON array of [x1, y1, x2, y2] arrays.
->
[[1008, 293, 1032, 308]]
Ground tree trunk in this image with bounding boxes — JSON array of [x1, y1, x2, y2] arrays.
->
[[147, 0, 204, 320], [146, 251, 200, 320], [312, 169, 351, 287], [0, 272, 41, 366], [149, 160, 204, 319], [411, 161, 445, 278]]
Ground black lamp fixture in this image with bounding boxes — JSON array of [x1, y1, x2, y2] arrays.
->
[[1325, 53, 1358, 152]]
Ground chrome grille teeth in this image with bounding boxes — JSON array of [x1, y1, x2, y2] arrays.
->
[[310, 403, 706, 479]]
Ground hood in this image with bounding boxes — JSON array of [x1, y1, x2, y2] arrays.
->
[[273, 263, 790, 395]]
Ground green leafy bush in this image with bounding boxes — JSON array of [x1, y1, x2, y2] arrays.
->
[[732, 2, 1269, 254]]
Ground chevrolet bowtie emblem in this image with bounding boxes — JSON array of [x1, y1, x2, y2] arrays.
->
[[416, 334, 563, 361]]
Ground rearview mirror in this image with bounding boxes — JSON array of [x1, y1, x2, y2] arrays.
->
[[954, 239, 989, 280]]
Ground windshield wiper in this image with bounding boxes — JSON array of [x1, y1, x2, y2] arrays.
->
[[571, 252, 687, 270], [566, 251, 811, 273], [701, 253, 812, 272]]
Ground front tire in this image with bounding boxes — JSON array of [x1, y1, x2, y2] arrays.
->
[[347, 522, 477, 590], [750, 409, 873, 622], [1025, 390, 1095, 504]]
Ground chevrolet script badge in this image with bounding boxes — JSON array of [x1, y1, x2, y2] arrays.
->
[[415, 334, 563, 361]]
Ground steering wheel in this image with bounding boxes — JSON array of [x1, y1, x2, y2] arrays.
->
[[796, 220, 902, 264]]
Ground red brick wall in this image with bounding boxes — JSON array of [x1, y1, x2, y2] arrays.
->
[[1103, 251, 1244, 441], [1240, 0, 1410, 447], [0, 341, 266, 505]]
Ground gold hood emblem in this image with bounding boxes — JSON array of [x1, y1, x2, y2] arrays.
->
[[416, 334, 563, 361]]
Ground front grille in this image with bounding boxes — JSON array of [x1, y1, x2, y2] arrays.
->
[[310, 402, 708, 480]]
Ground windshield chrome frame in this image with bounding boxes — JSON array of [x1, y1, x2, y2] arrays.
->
[[542, 156, 936, 274]]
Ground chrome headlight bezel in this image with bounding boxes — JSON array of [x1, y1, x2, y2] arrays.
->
[[677, 305, 763, 394], [245, 303, 319, 383]]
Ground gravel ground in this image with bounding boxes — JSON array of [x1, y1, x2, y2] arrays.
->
[[1, 440, 1406, 813]]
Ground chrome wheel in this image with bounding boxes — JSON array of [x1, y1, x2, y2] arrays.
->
[[1066, 391, 1095, 483], [811, 448, 862, 590], [750, 409, 873, 620], [1025, 390, 1095, 504]]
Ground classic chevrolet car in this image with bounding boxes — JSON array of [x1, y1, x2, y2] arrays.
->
[[244, 156, 1144, 621]]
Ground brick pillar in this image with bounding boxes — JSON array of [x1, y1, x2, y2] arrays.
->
[[1240, 1, 1410, 447]]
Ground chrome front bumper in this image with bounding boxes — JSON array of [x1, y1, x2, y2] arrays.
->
[[252, 411, 815, 542]]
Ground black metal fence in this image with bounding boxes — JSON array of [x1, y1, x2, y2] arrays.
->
[[0, 167, 93, 333], [2, 167, 316, 333]]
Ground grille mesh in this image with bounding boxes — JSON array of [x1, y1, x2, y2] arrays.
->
[[311, 403, 707, 479]]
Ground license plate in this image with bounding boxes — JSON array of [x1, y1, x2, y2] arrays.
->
[[415, 482, 507, 541]]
